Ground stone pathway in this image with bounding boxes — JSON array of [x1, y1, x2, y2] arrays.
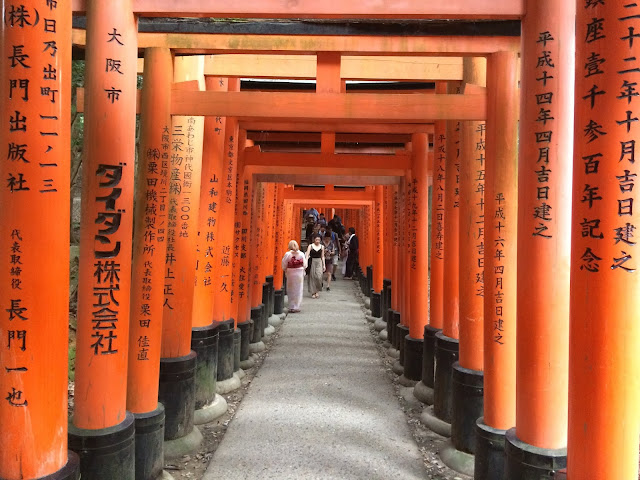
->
[[203, 277, 426, 479]]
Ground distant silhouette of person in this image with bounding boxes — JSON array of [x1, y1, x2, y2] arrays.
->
[[344, 227, 359, 279]]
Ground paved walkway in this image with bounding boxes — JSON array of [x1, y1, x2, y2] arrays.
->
[[203, 277, 426, 480]]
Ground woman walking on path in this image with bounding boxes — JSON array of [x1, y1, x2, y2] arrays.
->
[[305, 234, 325, 298], [322, 233, 337, 291], [281, 240, 306, 313]]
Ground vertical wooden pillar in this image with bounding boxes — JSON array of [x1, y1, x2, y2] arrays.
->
[[231, 128, 247, 325], [371, 185, 384, 318], [445, 57, 487, 462], [506, 1, 575, 477], [567, 5, 640, 479], [0, 1, 77, 477], [126, 47, 172, 479], [237, 161, 254, 348], [69, 0, 137, 475], [475, 51, 519, 480]]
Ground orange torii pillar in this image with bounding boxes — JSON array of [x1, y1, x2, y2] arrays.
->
[[272, 184, 287, 317], [0, 1, 78, 478], [567, 6, 640, 480], [189, 74, 229, 426], [505, 1, 574, 477], [443, 58, 487, 473], [214, 106, 242, 394], [249, 182, 267, 351], [402, 133, 430, 387], [68, 1, 137, 476], [159, 55, 205, 454], [235, 139, 256, 370], [369, 185, 385, 319], [475, 51, 518, 480], [387, 183, 403, 359], [416, 85, 448, 405], [380, 186, 393, 341], [393, 171, 413, 377], [260, 183, 277, 339], [428, 94, 462, 435], [126, 47, 171, 480]]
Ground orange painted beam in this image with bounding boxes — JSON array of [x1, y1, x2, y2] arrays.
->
[[252, 173, 402, 185], [72, 0, 523, 18], [72, 29, 520, 56], [171, 91, 486, 121], [283, 191, 376, 202], [244, 150, 410, 171], [242, 122, 433, 134], [247, 132, 411, 144]]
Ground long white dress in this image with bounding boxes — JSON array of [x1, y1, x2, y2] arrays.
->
[[282, 250, 306, 311]]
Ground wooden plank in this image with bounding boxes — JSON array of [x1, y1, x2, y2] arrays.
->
[[72, 29, 519, 56], [246, 132, 412, 143], [242, 121, 434, 134], [253, 173, 401, 185], [283, 189, 376, 201], [244, 150, 410, 171], [72, 0, 524, 19], [171, 91, 487, 121]]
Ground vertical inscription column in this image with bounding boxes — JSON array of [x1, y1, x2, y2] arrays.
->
[[568, 4, 640, 479], [506, 1, 575, 477], [126, 47, 172, 480], [371, 185, 384, 318], [69, 0, 137, 476], [475, 51, 519, 480], [0, 1, 77, 478]]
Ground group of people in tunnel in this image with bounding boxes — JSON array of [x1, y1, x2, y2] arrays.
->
[[281, 211, 359, 312]]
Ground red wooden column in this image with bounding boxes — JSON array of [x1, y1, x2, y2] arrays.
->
[[404, 133, 430, 384], [371, 185, 385, 317], [159, 55, 205, 447], [416, 82, 448, 404], [272, 184, 287, 316], [387, 183, 402, 359], [432, 83, 462, 428], [126, 47, 172, 478], [568, 5, 640, 479], [447, 57, 487, 463], [475, 51, 519, 480], [249, 182, 266, 350], [506, 0, 575, 477], [0, 1, 77, 478], [68, 0, 137, 474]]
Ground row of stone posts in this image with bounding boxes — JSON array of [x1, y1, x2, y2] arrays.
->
[[358, 1, 640, 479]]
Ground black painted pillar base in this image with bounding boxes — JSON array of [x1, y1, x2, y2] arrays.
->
[[259, 303, 267, 337], [250, 307, 263, 344], [216, 320, 235, 382], [474, 418, 508, 480], [434, 332, 459, 424], [366, 265, 373, 296], [370, 290, 382, 318], [159, 352, 197, 441], [423, 325, 440, 388], [403, 335, 424, 381], [261, 283, 270, 328], [451, 363, 484, 454], [393, 317, 406, 352], [265, 275, 275, 315], [505, 428, 566, 480], [381, 278, 391, 321], [69, 412, 135, 480], [133, 404, 165, 480], [274, 289, 284, 314], [39, 452, 80, 480], [233, 328, 241, 373], [237, 320, 252, 361], [191, 323, 219, 412], [393, 323, 410, 376], [386, 309, 397, 346]]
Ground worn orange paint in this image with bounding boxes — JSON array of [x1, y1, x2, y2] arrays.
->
[[160, 56, 205, 357], [0, 0, 71, 476], [568, 4, 640, 479], [170, 91, 487, 122], [516, 0, 574, 450], [458, 57, 486, 372], [73, 0, 137, 430], [483, 51, 518, 430], [127, 48, 172, 414]]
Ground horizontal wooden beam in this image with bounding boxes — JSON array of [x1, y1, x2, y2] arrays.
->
[[72, 29, 519, 56], [245, 149, 409, 171], [171, 91, 486, 121], [247, 132, 412, 144], [135, 54, 464, 81], [283, 189, 375, 201], [253, 173, 401, 185], [242, 121, 434, 134], [71, 0, 523, 19]]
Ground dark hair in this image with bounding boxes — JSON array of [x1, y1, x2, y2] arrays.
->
[[349, 227, 356, 235], [326, 225, 333, 231]]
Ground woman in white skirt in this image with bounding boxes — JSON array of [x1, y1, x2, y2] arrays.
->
[[305, 234, 326, 299], [281, 240, 306, 313]]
